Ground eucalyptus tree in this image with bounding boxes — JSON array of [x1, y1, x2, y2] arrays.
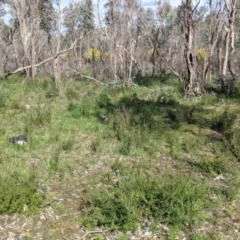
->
[[63, 0, 94, 34], [140, 7, 158, 76], [0, 0, 55, 79], [82, 0, 94, 32], [201, 0, 224, 83], [104, 0, 120, 81], [82, 0, 97, 77], [62, 0, 95, 73], [0, 3, 12, 75], [63, 1, 85, 70], [160, 3, 188, 84], [183, 0, 203, 95], [154, 1, 174, 76], [104, 0, 148, 86], [135, 7, 156, 76], [220, 0, 237, 94]]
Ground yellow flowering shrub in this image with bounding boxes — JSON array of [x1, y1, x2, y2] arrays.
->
[[197, 47, 206, 61], [87, 48, 101, 58]]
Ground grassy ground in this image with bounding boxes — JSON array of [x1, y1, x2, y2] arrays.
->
[[0, 74, 240, 239]]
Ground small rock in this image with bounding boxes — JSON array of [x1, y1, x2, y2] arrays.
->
[[9, 135, 28, 145], [23, 204, 28, 212], [40, 214, 46, 221], [98, 114, 108, 122], [144, 231, 152, 237], [162, 226, 170, 231], [45, 93, 57, 99], [214, 174, 225, 181], [25, 104, 31, 110]]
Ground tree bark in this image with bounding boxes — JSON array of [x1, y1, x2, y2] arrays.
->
[[221, 0, 237, 94], [183, 0, 202, 95]]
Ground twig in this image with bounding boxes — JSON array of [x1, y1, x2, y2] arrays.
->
[[163, 59, 184, 83], [66, 67, 103, 85], [79, 230, 106, 239]]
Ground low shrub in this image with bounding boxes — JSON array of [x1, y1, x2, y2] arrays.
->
[[0, 171, 43, 214], [80, 162, 208, 231]]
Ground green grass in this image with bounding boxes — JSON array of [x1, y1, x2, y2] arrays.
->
[[0, 73, 240, 238]]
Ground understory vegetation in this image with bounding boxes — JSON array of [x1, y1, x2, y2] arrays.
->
[[0, 73, 240, 239]]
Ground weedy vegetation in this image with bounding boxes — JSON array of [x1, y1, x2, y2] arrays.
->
[[0, 74, 240, 239]]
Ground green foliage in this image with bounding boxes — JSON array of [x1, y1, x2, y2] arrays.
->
[[68, 99, 96, 119], [191, 233, 205, 240], [27, 107, 52, 127], [66, 85, 80, 100], [0, 172, 43, 214], [231, 80, 240, 98], [82, 189, 138, 231], [49, 146, 61, 172], [157, 91, 178, 105], [0, 88, 8, 108], [213, 171, 240, 201], [211, 109, 236, 134], [68, 102, 82, 119], [193, 157, 228, 176], [61, 137, 75, 153], [118, 136, 131, 155], [103, 93, 166, 155], [89, 234, 104, 240], [35, 77, 56, 91], [0, 74, 240, 237], [167, 227, 178, 240], [97, 93, 111, 108], [116, 235, 130, 240], [199, 94, 219, 106], [91, 137, 102, 152], [81, 162, 208, 231], [152, 176, 207, 225]]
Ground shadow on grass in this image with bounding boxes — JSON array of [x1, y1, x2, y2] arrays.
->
[[94, 91, 238, 156], [135, 72, 174, 86], [101, 93, 235, 134]]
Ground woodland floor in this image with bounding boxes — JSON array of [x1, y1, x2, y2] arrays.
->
[[0, 75, 240, 239]]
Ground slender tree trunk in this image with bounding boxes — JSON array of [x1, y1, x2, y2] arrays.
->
[[31, 36, 37, 80], [227, 0, 237, 92], [53, 0, 62, 91], [203, 1, 223, 83], [220, 0, 237, 94], [221, 29, 230, 92], [184, 0, 201, 95]]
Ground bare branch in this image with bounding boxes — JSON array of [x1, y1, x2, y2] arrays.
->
[[193, 0, 200, 12], [6, 30, 94, 78], [66, 67, 103, 85], [163, 59, 184, 83]]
